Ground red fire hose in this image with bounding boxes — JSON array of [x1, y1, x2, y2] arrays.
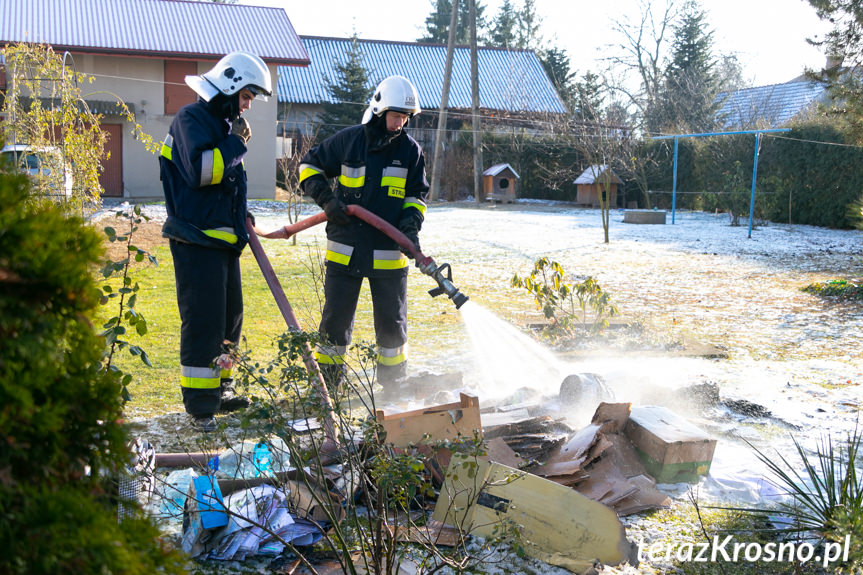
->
[[244, 206, 469, 450], [245, 217, 338, 451], [262, 205, 469, 309]]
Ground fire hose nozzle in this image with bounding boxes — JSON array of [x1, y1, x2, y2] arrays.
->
[[419, 258, 469, 310]]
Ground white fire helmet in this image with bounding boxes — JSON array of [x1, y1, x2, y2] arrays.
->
[[361, 75, 421, 124], [185, 51, 273, 102]]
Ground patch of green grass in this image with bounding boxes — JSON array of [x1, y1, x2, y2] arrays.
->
[[802, 279, 863, 300], [101, 237, 476, 418]]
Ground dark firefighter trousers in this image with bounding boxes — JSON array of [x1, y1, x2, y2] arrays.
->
[[319, 267, 408, 384], [170, 240, 243, 417]]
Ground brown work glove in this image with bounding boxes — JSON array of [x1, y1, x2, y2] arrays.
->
[[231, 116, 251, 145]]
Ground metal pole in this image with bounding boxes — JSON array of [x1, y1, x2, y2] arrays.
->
[[653, 128, 790, 232], [671, 138, 679, 224], [469, 0, 483, 204], [748, 132, 761, 239], [428, 0, 459, 202]]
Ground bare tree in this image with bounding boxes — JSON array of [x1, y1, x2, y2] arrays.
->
[[604, 0, 678, 128], [570, 78, 636, 243], [276, 126, 320, 245]]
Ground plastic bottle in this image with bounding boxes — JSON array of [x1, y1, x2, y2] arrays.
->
[[252, 442, 272, 477], [160, 467, 198, 519]]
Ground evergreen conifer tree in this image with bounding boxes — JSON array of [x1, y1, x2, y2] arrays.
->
[[317, 34, 374, 139]]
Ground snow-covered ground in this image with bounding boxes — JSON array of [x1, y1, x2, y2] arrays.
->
[[104, 198, 863, 573], [106, 197, 863, 457], [417, 201, 862, 501]]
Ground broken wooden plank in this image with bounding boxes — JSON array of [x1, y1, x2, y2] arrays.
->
[[393, 519, 461, 547], [611, 474, 672, 516], [482, 437, 523, 468], [376, 392, 481, 447], [483, 415, 571, 438], [479, 408, 532, 428], [591, 402, 632, 434]]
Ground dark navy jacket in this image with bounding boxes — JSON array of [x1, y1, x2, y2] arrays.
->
[[299, 124, 429, 277], [159, 100, 249, 253]]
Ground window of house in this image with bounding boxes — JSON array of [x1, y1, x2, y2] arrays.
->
[[164, 60, 197, 115]]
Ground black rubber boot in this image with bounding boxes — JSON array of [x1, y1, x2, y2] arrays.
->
[[318, 364, 348, 396], [377, 363, 411, 403], [218, 379, 250, 412], [191, 414, 217, 433]]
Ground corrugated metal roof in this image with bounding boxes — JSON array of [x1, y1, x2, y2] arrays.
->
[[279, 36, 566, 114], [716, 80, 827, 129], [0, 0, 309, 65]]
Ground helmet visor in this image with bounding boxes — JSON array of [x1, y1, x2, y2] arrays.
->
[[244, 85, 270, 102]]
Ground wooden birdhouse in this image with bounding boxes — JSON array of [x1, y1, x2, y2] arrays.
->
[[483, 163, 519, 203], [574, 165, 622, 208]]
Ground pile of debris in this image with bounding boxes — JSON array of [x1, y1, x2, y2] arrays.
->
[[131, 373, 718, 574]]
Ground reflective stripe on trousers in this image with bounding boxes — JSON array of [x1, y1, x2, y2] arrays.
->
[[315, 343, 347, 365], [376, 343, 407, 367], [181, 365, 221, 389]]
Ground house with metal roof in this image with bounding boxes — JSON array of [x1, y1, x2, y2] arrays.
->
[[0, 0, 308, 200], [716, 79, 828, 129], [277, 36, 566, 148]]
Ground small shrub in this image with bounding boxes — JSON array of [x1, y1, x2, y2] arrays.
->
[[511, 257, 617, 340], [738, 426, 863, 572]]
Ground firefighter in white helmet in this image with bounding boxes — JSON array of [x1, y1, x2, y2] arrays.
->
[[296, 75, 428, 400], [159, 51, 272, 432]]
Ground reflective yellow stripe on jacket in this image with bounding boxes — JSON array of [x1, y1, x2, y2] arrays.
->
[[200, 148, 225, 186], [402, 197, 427, 217], [203, 227, 238, 244], [381, 166, 407, 188], [299, 162, 324, 184], [160, 134, 173, 161], [325, 240, 354, 266], [160, 134, 224, 186], [373, 249, 408, 270], [338, 165, 365, 188], [181, 365, 221, 389]]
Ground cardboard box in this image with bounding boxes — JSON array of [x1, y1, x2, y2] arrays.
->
[[432, 455, 636, 573], [376, 392, 481, 447], [624, 405, 717, 483]]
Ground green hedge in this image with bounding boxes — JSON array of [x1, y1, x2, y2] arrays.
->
[[639, 122, 863, 229], [438, 120, 862, 227]]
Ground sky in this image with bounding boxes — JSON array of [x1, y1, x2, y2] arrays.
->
[[244, 0, 832, 88]]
